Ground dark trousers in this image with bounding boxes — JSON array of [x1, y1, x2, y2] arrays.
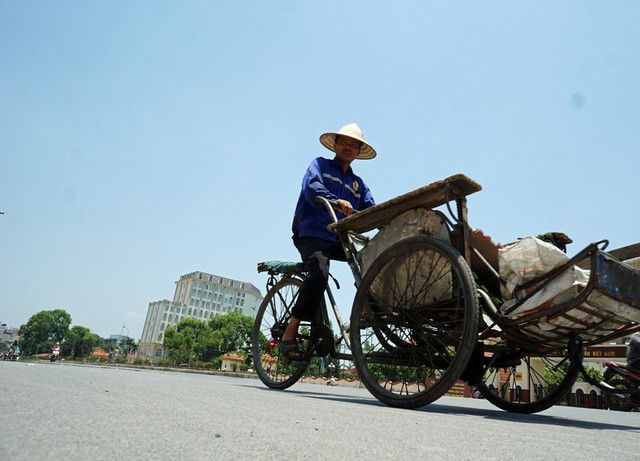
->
[[291, 236, 346, 322]]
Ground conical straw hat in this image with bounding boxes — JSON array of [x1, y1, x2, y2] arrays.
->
[[319, 123, 377, 160]]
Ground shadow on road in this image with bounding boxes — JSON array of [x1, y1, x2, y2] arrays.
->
[[244, 384, 640, 432]]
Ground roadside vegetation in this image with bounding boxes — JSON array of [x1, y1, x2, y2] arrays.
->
[[17, 309, 136, 360], [162, 312, 254, 370]]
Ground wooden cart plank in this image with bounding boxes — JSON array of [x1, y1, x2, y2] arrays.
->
[[577, 242, 640, 269], [328, 174, 482, 234]]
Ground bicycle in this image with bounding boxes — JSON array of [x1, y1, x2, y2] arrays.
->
[[252, 174, 640, 412]]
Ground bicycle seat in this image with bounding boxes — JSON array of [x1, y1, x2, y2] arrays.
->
[[257, 260, 307, 275]]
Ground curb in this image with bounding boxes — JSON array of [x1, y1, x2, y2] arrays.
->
[[21, 359, 259, 380], [19, 360, 365, 388]]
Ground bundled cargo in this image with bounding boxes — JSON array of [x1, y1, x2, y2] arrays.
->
[[359, 208, 452, 311], [499, 237, 589, 318], [498, 237, 640, 343]]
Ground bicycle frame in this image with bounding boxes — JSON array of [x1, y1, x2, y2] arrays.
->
[[313, 196, 369, 353]]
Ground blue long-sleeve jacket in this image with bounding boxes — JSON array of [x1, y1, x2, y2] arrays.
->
[[292, 157, 375, 242]]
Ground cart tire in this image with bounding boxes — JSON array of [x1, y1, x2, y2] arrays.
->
[[476, 349, 582, 414], [252, 276, 308, 390], [350, 235, 479, 409]]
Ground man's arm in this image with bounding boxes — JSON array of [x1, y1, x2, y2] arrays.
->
[[302, 158, 338, 207], [361, 183, 375, 210]]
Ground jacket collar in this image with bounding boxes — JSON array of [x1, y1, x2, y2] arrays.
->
[[329, 157, 353, 176]]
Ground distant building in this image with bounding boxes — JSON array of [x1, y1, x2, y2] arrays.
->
[[138, 300, 180, 358], [103, 334, 129, 347], [220, 353, 245, 372], [0, 326, 19, 346], [138, 271, 262, 359], [92, 347, 110, 358]]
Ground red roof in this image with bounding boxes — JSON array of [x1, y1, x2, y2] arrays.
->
[[92, 347, 109, 357], [221, 353, 244, 362]]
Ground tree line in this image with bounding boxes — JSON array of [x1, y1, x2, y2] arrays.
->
[[18, 309, 136, 359], [162, 311, 255, 366]]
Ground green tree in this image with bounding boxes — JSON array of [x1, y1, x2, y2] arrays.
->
[[164, 318, 221, 365], [163, 312, 256, 366], [117, 336, 138, 356], [63, 325, 101, 358], [208, 311, 254, 355], [18, 309, 72, 355], [100, 339, 117, 354], [543, 363, 602, 395]]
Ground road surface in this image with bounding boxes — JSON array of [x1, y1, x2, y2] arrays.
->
[[1, 361, 638, 460]]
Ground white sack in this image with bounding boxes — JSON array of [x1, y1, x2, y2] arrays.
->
[[499, 237, 640, 335], [498, 237, 570, 300], [501, 265, 590, 318]]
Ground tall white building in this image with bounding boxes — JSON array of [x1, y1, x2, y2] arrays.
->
[[138, 271, 262, 359]]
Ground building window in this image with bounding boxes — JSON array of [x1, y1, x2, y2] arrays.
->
[[163, 313, 167, 320], [576, 389, 585, 406], [157, 334, 163, 342]]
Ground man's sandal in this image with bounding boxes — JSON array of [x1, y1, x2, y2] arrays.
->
[[278, 339, 307, 367]]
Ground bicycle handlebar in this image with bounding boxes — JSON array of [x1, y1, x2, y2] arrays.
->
[[315, 196, 340, 224]]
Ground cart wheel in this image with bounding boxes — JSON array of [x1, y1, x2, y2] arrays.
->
[[252, 276, 309, 389], [476, 346, 582, 414], [350, 235, 479, 409]]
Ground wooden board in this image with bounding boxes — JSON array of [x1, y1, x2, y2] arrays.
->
[[577, 242, 640, 269], [329, 174, 482, 235]]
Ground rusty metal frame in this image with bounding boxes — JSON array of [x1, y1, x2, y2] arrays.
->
[[485, 243, 640, 354]]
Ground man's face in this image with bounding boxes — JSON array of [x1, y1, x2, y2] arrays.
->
[[334, 135, 361, 162]]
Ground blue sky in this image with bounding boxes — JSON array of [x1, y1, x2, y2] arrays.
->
[[1, 2, 638, 338]]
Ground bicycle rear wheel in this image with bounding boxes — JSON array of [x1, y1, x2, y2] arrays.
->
[[476, 345, 582, 414], [252, 276, 309, 389]]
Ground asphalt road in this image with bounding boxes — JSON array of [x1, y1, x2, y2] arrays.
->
[[1, 361, 638, 460]]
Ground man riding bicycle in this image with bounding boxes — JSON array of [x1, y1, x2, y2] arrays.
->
[[279, 123, 377, 363]]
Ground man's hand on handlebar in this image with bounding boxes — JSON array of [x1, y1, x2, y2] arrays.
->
[[335, 199, 354, 216]]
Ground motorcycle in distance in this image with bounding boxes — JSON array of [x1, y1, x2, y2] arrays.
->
[[3, 342, 19, 361], [602, 361, 640, 411], [50, 345, 61, 362]]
